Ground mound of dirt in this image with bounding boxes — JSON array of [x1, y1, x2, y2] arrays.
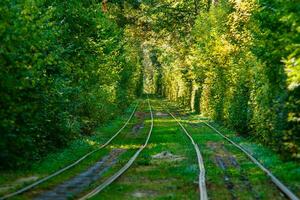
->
[[0, 176, 39, 194], [132, 190, 157, 198], [155, 112, 168, 116], [135, 112, 146, 119], [151, 151, 184, 161]]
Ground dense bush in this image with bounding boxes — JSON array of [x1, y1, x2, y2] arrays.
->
[[0, 0, 143, 168], [149, 0, 299, 159]]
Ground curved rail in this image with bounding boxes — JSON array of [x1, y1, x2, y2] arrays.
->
[[204, 122, 299, 200], [1, 103, 139, 200], [78, 98, 154, 200], [165, 109, 208, 200]]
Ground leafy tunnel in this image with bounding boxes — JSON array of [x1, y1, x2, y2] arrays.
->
[[0, 0, 299, 170]]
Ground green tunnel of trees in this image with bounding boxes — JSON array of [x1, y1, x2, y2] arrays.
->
[[0, 0, 299, 169]]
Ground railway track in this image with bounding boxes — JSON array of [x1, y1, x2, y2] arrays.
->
[[203, 122, 299, 200], [161, 104, 208, 200], [78, 98, 153, 200], [1, 102, 140, 200], [2, 98, 298, 200], [163, 101, 299, 200]]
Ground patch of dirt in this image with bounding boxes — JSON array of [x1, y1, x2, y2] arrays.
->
[[120, 174, 176, 186], [188, 122, 202, 128], [155, 112, 168, 117], [34, 148, 126, 200], [207, 142, 260, 200], [151, 151, 185, 162], [108, 148, 126, 161], [0, 185, 14, 193], [132, 123, 144, 134], [0, 176, 39, 194], [132, 190, 157, 198], [135, 112, 146, 120], [16, 176, 39, 184], [172, 110, 189, 117], [132, 112, 146, 134], [134, 165, 156, 173]]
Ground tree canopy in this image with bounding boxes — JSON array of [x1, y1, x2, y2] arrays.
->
[[0, 0, 299, 169]]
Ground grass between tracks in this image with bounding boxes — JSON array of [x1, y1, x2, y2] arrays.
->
[[0, 99, 146, 199], [200, 121, 300, 198], [1, 98, 299, 200], [93, 99, 299, 200], [74, 100, 152, 199], [166, 100, 300, 199], [181, 121, 287, 200], [92, 100, 199, 200]]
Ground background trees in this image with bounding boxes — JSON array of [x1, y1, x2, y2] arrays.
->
[[152, 0, 300, 159], [0, 0, 143, 168], [1, 0, 299, 169]]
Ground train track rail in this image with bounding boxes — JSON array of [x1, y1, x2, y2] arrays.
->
[[203, 121, 299, 200], [78, 98, 153, 200], [3, 99, 298, 200], [162, 101, 299, 200], [162, 105, 208, 200], [0, 102, 139, 200]]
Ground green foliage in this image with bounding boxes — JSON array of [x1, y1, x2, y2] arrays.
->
[[192, 0, 299, 159], [250, 0, 300, 157], [142, 0, 299, 159], [0, 0, 143, 168], [1, 0, 299, 169]]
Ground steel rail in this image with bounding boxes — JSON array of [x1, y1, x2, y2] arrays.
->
[[1, 102, 139, 200], [204, 121, 299, 200], [78, 98, 153, 200], [165, 108, 208, 200]]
